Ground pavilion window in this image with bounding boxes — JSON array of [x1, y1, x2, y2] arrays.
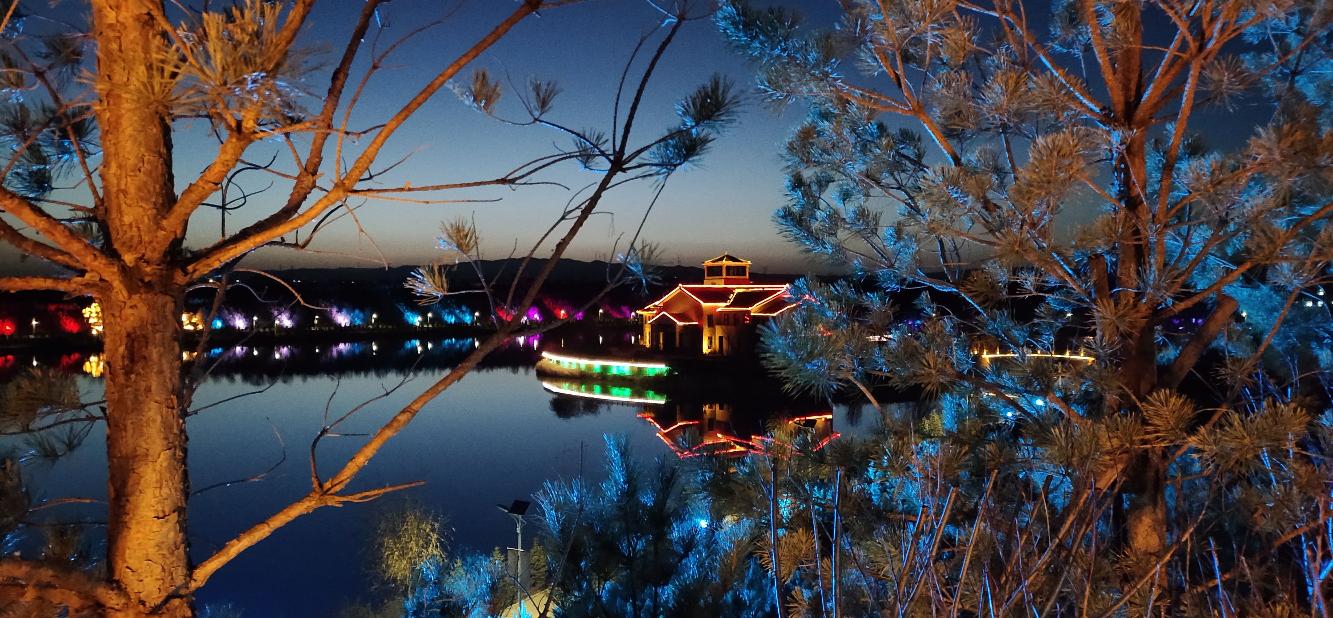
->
[[705, 266, 723, 277], [725, 265, 747, 277]]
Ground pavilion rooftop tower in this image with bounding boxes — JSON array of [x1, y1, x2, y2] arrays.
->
[[702, 253, 751, 285]]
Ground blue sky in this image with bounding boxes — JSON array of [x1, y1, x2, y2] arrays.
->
[[178, 0, 834, 273]]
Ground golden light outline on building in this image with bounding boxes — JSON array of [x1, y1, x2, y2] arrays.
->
[[753, 302, 800, 317], [647, 312, 698, 325], [716, 288, 789, 312]]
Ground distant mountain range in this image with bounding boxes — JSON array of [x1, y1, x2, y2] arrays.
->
[[268, 258, 797, 288]]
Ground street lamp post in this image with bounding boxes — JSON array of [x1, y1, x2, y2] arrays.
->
[[497, 500, 532, 616]]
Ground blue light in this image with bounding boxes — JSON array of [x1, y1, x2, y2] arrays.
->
[[397, 304, 423, 326], [435, 304, 475, 325]]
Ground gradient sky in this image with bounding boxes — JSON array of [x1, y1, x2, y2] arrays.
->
[[9, 1, 1263, 276], [167, 0, 835, 274]]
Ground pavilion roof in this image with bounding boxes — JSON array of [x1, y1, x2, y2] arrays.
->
[[721, 289, 787, 311], [703, 253, 750, 264], [648, 311, 698, 325], [679, 285, 740, 304]]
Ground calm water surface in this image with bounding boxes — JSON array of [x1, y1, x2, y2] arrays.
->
[[8, 339, 869, 616]]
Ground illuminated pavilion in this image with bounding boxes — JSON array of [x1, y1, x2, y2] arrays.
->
[[636, 254, 797, 356]]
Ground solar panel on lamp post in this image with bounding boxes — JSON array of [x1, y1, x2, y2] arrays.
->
[[498, 500, 532, 616]]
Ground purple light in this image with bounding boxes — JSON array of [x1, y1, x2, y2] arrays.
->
[[325, 342, 364, 358], [328, 307, 366, 327], [272, 309, 295, 329], [599, 304, 635, 320]]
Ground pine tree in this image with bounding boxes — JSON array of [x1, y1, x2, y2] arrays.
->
[[0, 1, 736, 614], [720, 0, 1333, 614]]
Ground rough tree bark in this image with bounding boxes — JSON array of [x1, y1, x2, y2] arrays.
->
[[93, 1, 192, 613], [101, 289, 191, 617]]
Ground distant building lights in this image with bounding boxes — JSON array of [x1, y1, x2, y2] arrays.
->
[[82, 303, 104, 335], [83, 354, 104, 377], [978, 350, 1095, 363]]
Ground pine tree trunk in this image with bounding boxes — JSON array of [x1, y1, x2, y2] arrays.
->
[[102, 288, 192, 617], [1114, 101, 1169, 558], [92, 1, 192, 613]]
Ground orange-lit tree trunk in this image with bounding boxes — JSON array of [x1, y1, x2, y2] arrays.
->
[[1110, 58, 1169, 558], [101, 289, 191, 617], [93, 1, 193, 614]]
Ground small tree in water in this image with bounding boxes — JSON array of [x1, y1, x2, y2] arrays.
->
[[718, 0, 1333, 615]]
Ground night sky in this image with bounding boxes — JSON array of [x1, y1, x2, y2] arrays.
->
[[178, 0, 834, 274], [4, 0, 1267, 276]]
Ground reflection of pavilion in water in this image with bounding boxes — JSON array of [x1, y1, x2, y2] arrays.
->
[[540, 379, 837, 459], [639, 403, 836, 458]]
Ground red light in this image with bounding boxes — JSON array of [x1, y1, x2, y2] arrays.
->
[[0, 320, 15, 336], [57, 314, 81, 334]]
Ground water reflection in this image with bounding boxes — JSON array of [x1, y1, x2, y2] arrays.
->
[[541, 375, 836, 459], [0, 335, 863, 614], [0, 336, 542, 384]]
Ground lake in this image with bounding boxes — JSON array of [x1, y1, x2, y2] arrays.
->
[[2, 337, 870, 616]]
